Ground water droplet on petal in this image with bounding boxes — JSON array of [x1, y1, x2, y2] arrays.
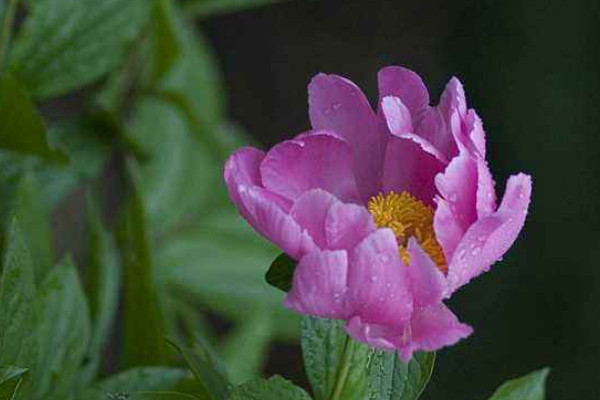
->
[[370, 275, 378, 283], [471, 247, 481, 256], [449, 193, 458, 202], [380, 254, 390, 263], [332, 102, 342, 111], [323, 108, 332, 115]]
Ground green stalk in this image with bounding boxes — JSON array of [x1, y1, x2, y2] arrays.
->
[[0, 0, 19, 78], [329, 335, 355, 400]]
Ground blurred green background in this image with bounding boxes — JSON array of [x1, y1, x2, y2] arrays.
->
[[0, 0, 598, 399]]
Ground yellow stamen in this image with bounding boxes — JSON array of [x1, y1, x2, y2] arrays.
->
[[368, 191, 447, 273]]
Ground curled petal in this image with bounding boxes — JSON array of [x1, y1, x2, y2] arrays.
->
[[406, 238, 446, 308], [224, 147, 266, 220], [260, 131, 360, 202], [285, 250, 350, 319], [398, 304, 473, 362], [476, 158, 497, 218], [446, 173, 532, 294], [238, 186, 317, 260], [325, 202, 376, 253], [439, 77, 467, 120], [309, 74, 386, 200], [291, 189, 339, 249], [433, 197, 464, 263], [347, 229, 413, 327], [378, 66, 430, 116], [383, 136, 445, 205], [345, 316, 404, 351], [381, 96, 413, 135], [435, 155, 478, 230]]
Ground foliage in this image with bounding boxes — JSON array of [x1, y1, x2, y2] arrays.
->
[[0, 0, 549, 398]]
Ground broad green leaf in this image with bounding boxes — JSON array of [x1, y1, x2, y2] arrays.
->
[[0, 366, 28, 400], [229, 376, 311, 400], [0, 220, 37, 368], [34, 258, 91, 400], [301, 317, 371, 400], [11, 173, 53, 285], [78, 195, 121, 386], [117, 168, 169, 367], [128, 392, 201, 400], [366, 350, 435, 400], [183, 0, 289, 18], [79, 367, 187, 400], [0, 74, 64, 160], [221, 310, 273, 384], [486, 368, 550, 400], [167, 338, 231, 400], [265, 253, 296, 293], [10, 0, 151, 99], [150, 0, 181, 84]]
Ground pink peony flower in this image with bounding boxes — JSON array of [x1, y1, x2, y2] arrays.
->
[[224, 66, 532, 361]]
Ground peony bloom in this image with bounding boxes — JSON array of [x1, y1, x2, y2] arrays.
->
[[224, 66, 531, 361]]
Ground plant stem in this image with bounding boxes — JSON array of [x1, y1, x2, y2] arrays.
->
[[0, 0, 19, 78], [329, 335, 355, 400]]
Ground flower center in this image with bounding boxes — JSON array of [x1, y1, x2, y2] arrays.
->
[[367, 191, 447, 273]]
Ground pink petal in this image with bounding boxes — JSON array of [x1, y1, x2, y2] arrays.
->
[[224, 147, 266, 219], [439, 77, 467, 120], [398, 303, 473, 361], [464, 110, 486, 158], [381, 96, 449, 164], [433, 197, 464, 263], [344, 316, 404, 351], [381, 96, 413, 135], [382, 136, 445, 205], [260, 131, 360, 203], [309, 74, 387, 200], [238, 186, 317, 260], [434, 155, 478, 230], [378, 66, 430, 116], [284, 250, 350, 319], [476, 158, 497, 219], [347, 229, 413, 327], [291, 189, 339, 249], [414, 106, 458, 161], [325, 202, 376, 253], [446, 173, 532, 294], [406, 239, 446, 308]]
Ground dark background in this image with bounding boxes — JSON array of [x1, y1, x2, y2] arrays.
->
[[200, 0, 600, 399]]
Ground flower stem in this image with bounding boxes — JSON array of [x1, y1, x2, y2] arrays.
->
[[329, 335, 355, 400], [0, 0, 19, 79]]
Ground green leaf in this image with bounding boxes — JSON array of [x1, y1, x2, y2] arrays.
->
[[10, 0, 151, 99], [0, 74, 64, 160], [301, 317, 371, 400], [229, 376, 311, 400], [366, 350, 436, 400], [265, 253, 296, 293], [0, 366, 28, 400], [78, 194, 121, 385], [128, 392, 201, 400], [183, 0, 290, 18], [79, 367, 187, 400], [486, 368, 550, 400], [0, 219, 37, 368], [11, 173, 53, 285], [34, 258, 91, 400], [149, 0, 181, 84], [220, 311, 273, 384], [167, 338, 231, 400], [117, 167, 169, 367]]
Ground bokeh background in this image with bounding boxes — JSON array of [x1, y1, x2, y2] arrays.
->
[[199, 0, 600, 399]]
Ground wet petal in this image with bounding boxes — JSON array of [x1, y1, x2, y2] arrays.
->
[[325, 202, 376, 253], [347, 229, 413, 327], [309, 74, 386, 200], [291, 189, 339, 248], [378, 66, 430, 116], [435, 155, 478, 230], [284, 250, 350, 319], [345, 316, 404, 351], [224, 147, 266, 219], [238, 186, 317, 260], [260, 131, 360, 202], [446, 174, 532, 294], [406, 239, 446, 307]]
